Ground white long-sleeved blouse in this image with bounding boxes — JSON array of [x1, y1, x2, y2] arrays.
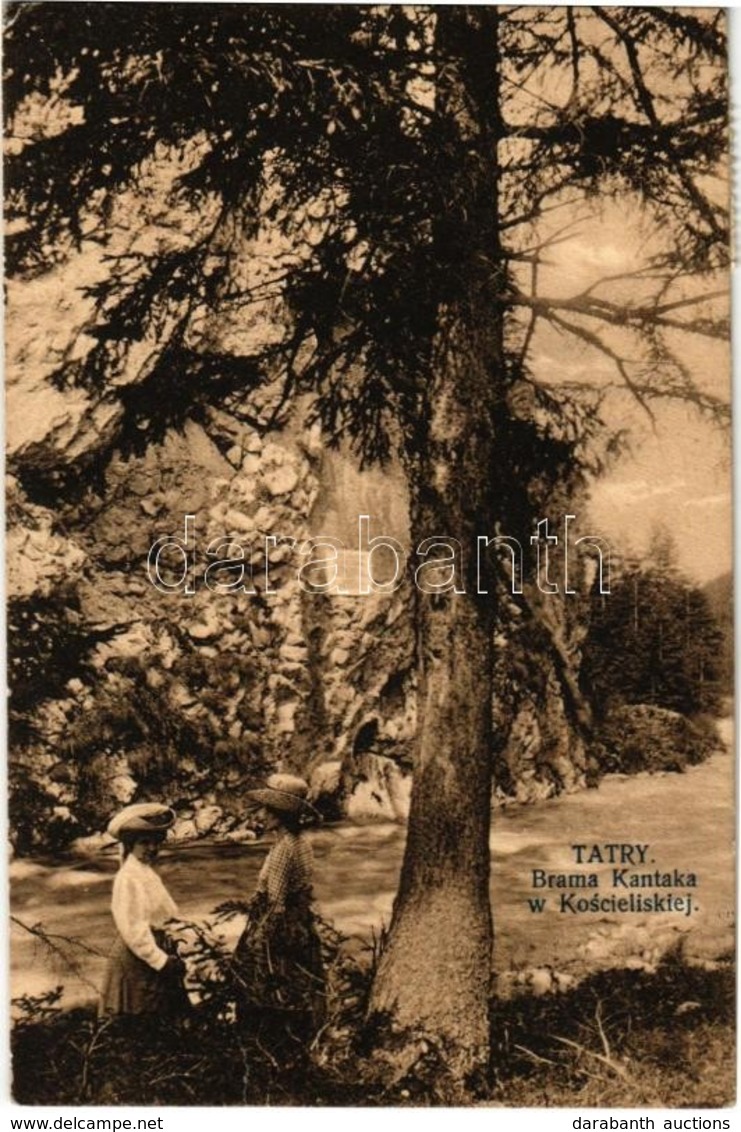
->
[[111, 853, 178, 971]]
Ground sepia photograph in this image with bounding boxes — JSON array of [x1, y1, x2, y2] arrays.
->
[[4, 3, 734, 1109]]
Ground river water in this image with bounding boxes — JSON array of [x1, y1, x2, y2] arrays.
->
[[11, 728, 734, 1009]]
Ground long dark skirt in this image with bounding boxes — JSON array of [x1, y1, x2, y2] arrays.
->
[[231, 892, 326, 1042], [99, 934, 189, 1019]]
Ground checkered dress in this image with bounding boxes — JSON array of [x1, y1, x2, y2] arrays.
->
[[254, 831, 314, 907], [232, 831, 325, 1025]]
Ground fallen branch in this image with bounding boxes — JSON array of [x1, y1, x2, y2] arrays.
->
[[552, 1033, 631, 1080], [11, 915, 104, 995], [513, 1043, 558, 1067]]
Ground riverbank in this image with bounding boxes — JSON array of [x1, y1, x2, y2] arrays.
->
[[12, 952, 734, 1106], [11, 741, 734, 1009]]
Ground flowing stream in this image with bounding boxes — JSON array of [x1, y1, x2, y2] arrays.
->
[[11, 726, 734, 1010]]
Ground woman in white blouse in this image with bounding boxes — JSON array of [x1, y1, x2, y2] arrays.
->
[[99, 802, 188, 1018]]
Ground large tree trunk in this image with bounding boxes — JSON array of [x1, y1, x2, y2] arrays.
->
[[367, 10, 503, 1083], [367, 526, 495, 1081]]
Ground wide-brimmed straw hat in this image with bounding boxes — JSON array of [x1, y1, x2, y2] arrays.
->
[[107, 802, 176, 841], [246, 774, 320, 821]]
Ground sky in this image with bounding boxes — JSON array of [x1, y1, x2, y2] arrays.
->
[[525, 201, 732, 586], [587, 407, 731, 584]]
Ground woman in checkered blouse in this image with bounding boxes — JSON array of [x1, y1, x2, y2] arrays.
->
[[231, 774, 326, 1052]]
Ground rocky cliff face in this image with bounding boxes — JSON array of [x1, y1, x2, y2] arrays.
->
[[8, 387, 591, 852], [8, 381, 423, 848], [8, 247, 589, 851]]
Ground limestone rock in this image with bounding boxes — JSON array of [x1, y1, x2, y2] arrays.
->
[[194, 804, 223, 835], [223, 827, 258, 843], [309, 760, 343, 817], [345, 755, 411, 823], [70, 832, 115, 857], [172, 818, 199, 843]]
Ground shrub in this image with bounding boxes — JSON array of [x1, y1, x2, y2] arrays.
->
[[589, 704, 721, 775]]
